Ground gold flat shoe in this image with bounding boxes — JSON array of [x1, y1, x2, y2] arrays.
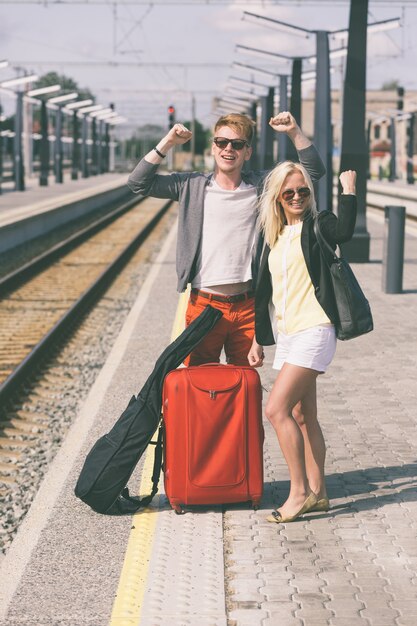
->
[[310, 497, 330, 512], [266, 492, 318, 523]]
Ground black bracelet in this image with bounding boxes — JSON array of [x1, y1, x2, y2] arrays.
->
[[154, 147, 166, 159]]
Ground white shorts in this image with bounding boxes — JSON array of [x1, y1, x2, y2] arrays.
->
[[273, 325, 337, 373]]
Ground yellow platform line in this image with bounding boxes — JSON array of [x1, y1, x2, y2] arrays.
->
[[109, 289, 189, 626]]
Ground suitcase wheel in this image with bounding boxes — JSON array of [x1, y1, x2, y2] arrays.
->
[[173, 504, 185, 515]]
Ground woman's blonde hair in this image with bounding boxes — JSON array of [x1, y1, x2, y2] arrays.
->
[[258, 161, 317, 247]]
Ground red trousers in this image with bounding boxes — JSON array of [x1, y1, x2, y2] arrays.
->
[[184, 290, 255, 366]]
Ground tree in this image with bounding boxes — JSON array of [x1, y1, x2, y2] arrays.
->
[[33, 72, 95, 102], [381, 79, 399, 91], [181, 119, 210, 155]]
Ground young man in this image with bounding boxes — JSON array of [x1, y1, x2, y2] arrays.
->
[[127, 111, 325, 366]]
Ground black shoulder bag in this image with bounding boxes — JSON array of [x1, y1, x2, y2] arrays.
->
[[313, 214, 374, 341]]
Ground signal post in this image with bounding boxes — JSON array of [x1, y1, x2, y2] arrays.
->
[[168, 105, 175, 170]]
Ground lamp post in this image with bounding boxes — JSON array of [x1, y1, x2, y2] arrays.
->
[[0, 73, 38, 191], [239, 10, 400, 218], [27, 84, 61, 187], [94, 109, 119, 174], [91, 116, 98, 176], [71, 110, 79, 180], [233, 50, 313, 161], [65, 99, 93, 180], [237, 26, 333, 208], [77, 104, 107, 178], [97, 119, 104, 174], [104, 123, 110, 173], [232, 60, 287, 158], [227, 71, 272, 164], [14, 90, 25, 191], [259, 87, 275, 169], [39, 99, 49, 185], [235, 44, 308, 163], [81, 113, 89, 178]]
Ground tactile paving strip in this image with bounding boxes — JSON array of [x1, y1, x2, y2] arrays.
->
[[140, 501, 227, 626]]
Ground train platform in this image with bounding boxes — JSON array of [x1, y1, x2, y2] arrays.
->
[[0, 173, 128, 223], [0, 172, 130, 256], [0, 208, 417, 625]]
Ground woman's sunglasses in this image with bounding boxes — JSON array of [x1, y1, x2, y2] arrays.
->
[[213, 137, 249, 150], [281, 187, 311, 201]]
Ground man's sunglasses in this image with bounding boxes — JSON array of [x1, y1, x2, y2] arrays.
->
[[281, 187, 311, 201], [213, 137, 249, 150]]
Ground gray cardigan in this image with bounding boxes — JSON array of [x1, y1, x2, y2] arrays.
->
[[127, 145, 325, 292]]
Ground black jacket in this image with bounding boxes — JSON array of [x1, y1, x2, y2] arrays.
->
[[255, 195, 357, 345]]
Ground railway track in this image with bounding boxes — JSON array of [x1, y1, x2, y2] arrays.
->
[[0, 194, 175, 519], [0, 195, 172, 405]]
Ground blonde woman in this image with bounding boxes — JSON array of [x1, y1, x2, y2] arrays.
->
[[248, 163, 357, 523]]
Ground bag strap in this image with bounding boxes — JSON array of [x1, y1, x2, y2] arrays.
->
[[107, 423, 164, 514], [313, 214, 340, 267]]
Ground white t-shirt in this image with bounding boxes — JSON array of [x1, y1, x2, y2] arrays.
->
[[191, 178, 258, 289]]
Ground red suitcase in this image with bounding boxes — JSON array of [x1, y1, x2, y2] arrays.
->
[[162, 364, 264, 513]]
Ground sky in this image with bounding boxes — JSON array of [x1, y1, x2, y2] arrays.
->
[[0, 0, 416, 136]]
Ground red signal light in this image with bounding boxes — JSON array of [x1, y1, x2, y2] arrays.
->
[[168, 105, 175, 128]]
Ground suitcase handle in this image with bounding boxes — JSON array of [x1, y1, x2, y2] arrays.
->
[[187, 366, 242, 393], [197, 363, 249, 368]]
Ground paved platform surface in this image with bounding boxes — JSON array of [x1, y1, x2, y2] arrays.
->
[[0, 172, 127, 228], [0, 208, 416, 625]]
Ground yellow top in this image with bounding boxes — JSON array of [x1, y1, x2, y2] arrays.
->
[[269, 222, 331, 334]]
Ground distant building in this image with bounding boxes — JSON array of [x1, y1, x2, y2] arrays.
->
[[302, 88, 417, 180]]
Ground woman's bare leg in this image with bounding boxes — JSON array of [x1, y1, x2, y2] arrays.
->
[[265, 363, 320, 519], [292, 386, 327, 501]]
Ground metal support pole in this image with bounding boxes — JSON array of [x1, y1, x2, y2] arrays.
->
[[91, 117, 98, 175], [109, 128, 115, 172], [366, 119, 372, 180], [97, 119, 104, 174], [71, 111, 79, 180], [191, 94, 196, 170], [23, 97, 33, 178], [249, 100, 258, 170], [382, 206, 405, 294], [259, 88, 274, 170], [81, 114, 89, 178], [339, 0, 370, 261], [288, 58, 302, 163], [290, 58, 302, 126], [14, 91, 25, 191], [277, 75, 288, 162], [406, 113, 415, 185], [0, 103, 3, 195], [314, 30, 332, 212], [388, 117, 397, 182], [54, 106, 63, 183], [39, 99, 49, 186], [104, 123, 110, 173]]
